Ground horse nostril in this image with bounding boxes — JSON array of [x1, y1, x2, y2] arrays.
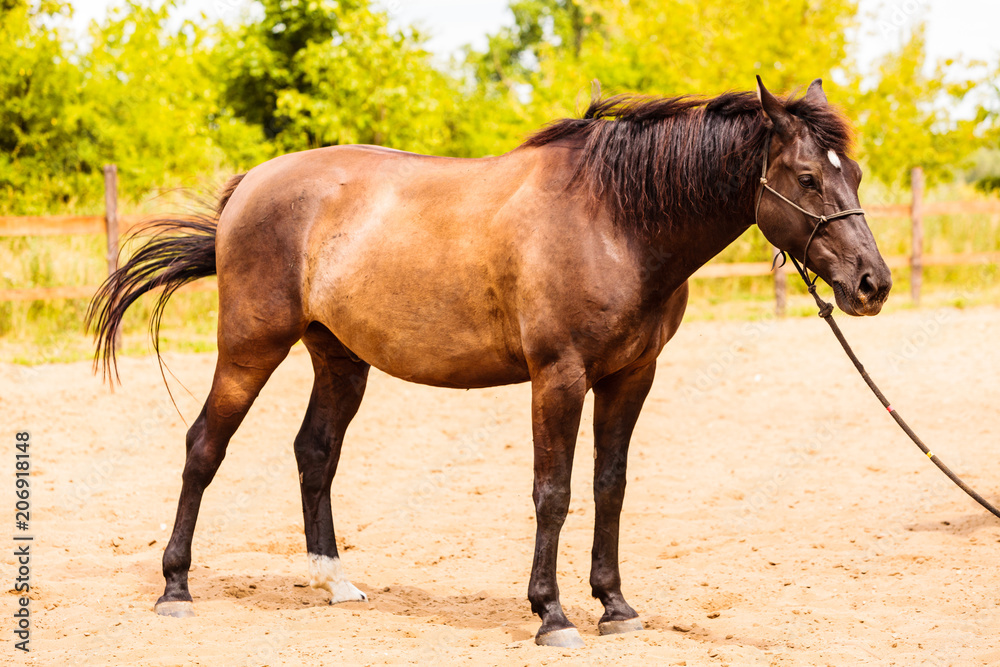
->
[[858, 273, 877, 300]]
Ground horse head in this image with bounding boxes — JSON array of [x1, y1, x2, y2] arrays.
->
[[755, 76, 892, 316]]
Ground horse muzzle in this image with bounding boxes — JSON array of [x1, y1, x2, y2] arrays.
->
[[832, 266, 892, 316]]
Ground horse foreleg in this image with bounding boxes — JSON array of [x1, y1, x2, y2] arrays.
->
[[589, 361, 656, 635], [295, 338, 369, 605], [156, 345, 291, 617], [527, 363, 587, 648]]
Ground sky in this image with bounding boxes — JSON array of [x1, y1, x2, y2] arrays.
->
[[66, 0, 1000, 76]]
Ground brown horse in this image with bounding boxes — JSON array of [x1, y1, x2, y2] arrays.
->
[[88, 77, 891, 648]]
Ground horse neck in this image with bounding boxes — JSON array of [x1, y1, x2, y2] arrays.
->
[[634, 124, 765, 296], [638, 205, 756, 299]]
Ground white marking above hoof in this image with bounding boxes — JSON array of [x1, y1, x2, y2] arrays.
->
[[535, 627, 585, 648], [308, 554, 367, 604], [154, 600, 195, 618], [598, 617, 644, 635]]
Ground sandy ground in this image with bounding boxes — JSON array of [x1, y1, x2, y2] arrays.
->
[[3, 305, 1000, 666]]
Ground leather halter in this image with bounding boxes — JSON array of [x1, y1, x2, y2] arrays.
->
[[754, 134, 865, 284]]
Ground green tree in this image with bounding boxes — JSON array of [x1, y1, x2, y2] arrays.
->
[[0, 0, 85, 213], [221, 0, 470, 155], [852, 24, 979, 188], [973, 59, 1000, 194], [80, 0, 267, 202], [464, 0, 861, 155], [0, 0, 265, 213]]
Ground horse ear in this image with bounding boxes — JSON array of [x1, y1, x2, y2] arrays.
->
[[590, 79, 602, 104], [804, 78, 828, 106], [756, 75, 794, 138]]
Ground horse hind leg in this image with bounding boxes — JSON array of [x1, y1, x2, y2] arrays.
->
[[155, 332, 298, 617], [295, 324, 370, 605]]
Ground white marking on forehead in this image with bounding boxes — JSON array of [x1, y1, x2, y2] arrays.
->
[[827, 150, 842, 170]]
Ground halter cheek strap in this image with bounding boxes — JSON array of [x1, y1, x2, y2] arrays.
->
[[754, 134, 865, 287]]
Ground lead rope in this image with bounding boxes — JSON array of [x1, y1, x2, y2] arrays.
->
[[756, 131, 1000, 520], [784, 253, 1000, 520]]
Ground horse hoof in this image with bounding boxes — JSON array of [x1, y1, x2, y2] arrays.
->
[[155, 600, 195, 618], [326, 581, 368, 605], [598, 617, 643, 636], [535, 627, 585, 648]]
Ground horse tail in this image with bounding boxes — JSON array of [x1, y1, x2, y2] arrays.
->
[[87, 173, 247, 382]]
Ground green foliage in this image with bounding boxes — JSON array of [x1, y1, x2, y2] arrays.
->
[[0, 0, 267, 214], [466, 3, 985, 192], [464, 0, 860, 151], [977, 175, 1000, 194], [0, 0, 85, 213], [2, 0, 993, 211], [0, 0, 480, 217], [221, 0, 470, 155], [220, 0, 342, 141], [973, 60, 1000, 194], [81, 1, 269, 202], [852, 25, 979, 188]]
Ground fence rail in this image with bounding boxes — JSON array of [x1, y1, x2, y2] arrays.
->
[[0, 214, 149, 237], [2, 165, 998, 308]]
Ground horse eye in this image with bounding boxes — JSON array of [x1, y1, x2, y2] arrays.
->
[[798, 175, 816, 189]]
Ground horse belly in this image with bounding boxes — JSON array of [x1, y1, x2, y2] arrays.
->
[[324, 303, 529, 388], [309, 246, 528, 388]]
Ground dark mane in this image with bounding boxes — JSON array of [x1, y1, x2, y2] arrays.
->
[[521, 88, 855, 238]]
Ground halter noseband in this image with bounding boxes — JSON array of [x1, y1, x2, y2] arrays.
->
[[754, 133, 865, 286]]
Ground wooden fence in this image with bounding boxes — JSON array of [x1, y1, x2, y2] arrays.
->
[[1, 165, 998, 311]]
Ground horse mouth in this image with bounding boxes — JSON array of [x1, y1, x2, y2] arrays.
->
[[833, 281, 886, 316]]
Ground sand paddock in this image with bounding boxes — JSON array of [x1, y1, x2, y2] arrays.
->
[[3, 306, 999, 665]]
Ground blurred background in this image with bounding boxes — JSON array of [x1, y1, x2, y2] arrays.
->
[[1, 0, 998, 363]]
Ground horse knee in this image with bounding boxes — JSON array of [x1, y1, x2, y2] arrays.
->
[[533, 484, 571, 526], [294, 432, 332, 468], [296, 464, 329, 498]]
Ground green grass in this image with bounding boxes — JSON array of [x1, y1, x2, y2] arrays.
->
[[0, 291, 220, 365]]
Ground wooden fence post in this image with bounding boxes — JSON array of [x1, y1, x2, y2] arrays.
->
[[772, 244, 786, 317], [910, 166, 924, 306], [103, 164, 122, 351]]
